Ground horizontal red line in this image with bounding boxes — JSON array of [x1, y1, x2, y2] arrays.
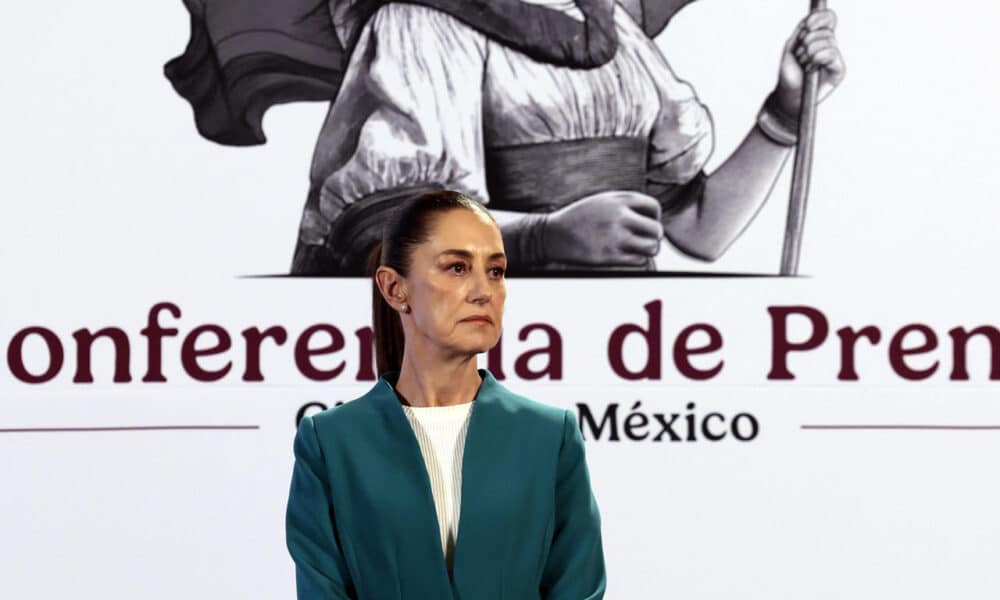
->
[[801, 425, 1000, 430], [0, 425, 260, 433]]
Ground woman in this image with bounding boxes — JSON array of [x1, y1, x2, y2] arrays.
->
[[285, 190, 607, 599]]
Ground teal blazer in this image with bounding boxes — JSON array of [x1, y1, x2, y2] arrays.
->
[[286, 368, 606, 599]]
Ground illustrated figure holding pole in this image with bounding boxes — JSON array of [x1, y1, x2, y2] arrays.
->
[[165, 1, 846, 275]]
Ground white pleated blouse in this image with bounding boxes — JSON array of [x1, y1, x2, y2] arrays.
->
[[400, 400, 475, 574]]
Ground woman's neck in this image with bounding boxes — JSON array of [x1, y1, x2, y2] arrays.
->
[[394, 353, 483, 408]]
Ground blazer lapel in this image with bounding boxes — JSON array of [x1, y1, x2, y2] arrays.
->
[[372, 368, 506, 597], [448, 370, 514, 597]]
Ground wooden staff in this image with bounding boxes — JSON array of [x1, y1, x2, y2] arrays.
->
[[780, 0, 826, 276]]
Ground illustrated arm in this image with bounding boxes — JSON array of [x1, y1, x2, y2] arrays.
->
[[642, 26, 789, 263], [663, 127, 792, 261], [654, 8, 845, 262]]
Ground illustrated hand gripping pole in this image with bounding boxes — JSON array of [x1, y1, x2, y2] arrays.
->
[[780, 0, 826, 276]]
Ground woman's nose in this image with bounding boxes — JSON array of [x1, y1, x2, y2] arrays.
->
[[469, 268, 492, 302]]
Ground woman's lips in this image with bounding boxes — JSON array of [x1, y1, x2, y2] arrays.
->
[[461, 316, 493, 324]]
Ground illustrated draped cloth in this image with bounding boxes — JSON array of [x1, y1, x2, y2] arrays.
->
[[165, 0, 698, 145]]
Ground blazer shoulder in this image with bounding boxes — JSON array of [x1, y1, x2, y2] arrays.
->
[[493, 381, 570, 433], [308, 382, 384, 434]]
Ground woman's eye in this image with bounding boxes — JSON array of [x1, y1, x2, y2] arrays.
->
[[446, 263, 504, 276]]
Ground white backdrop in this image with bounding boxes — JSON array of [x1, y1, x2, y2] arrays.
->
[[2, 1, 1000, 598]]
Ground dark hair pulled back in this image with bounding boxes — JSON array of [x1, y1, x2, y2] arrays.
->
[[366, 189, 493, 375]]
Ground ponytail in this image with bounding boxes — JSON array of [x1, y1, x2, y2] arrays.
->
[[368, 241, 404, 375]]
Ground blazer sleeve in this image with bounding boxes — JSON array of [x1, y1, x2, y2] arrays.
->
[[286, 415, 356, 599], [539, 409, 608, 599]]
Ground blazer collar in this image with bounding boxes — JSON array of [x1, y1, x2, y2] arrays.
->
[[368, 367, 508, 590], [373, 367, 501, 411]]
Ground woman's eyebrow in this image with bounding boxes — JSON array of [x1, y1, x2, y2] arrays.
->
[[438, 249, 507, 260]]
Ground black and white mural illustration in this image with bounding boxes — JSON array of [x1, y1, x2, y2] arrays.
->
[[164, 0, 845, 275]]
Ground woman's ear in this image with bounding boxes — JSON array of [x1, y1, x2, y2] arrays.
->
[[375, 265, 407, 308]]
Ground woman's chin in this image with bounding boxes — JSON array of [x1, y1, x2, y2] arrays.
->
[[454, 332, 500, 354]]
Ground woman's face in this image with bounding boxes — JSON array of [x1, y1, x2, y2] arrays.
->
[[398, 208, 507, 358]]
